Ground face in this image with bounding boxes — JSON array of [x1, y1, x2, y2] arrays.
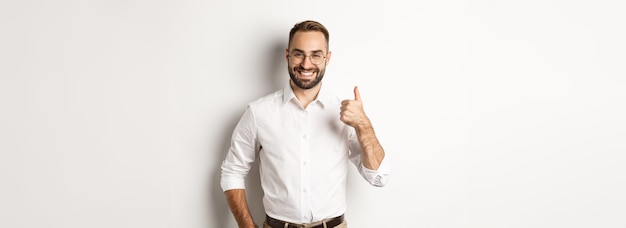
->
[[286, 31, 331, 90]]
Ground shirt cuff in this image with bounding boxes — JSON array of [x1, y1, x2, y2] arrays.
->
[[220, 174, 246, 192], [360, 157, 391, 187]]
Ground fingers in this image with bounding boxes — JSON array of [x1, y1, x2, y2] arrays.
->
[[341, 86, 369, 127]]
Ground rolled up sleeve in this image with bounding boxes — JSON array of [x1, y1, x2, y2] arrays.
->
[[358, 156, 391, 187], [220, 106, 258, 192]]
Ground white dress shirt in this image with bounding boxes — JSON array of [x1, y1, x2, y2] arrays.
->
[[221, 83, 390, 223]]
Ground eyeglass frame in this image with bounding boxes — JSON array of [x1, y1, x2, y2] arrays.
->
[[287, 51, 328, 65]]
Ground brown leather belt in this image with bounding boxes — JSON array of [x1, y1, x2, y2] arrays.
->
[[266, 214, 344, 228]]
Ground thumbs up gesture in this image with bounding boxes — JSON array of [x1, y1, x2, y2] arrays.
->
[[340, 86, 370, 128]]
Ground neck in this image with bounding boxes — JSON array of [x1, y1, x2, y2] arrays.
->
[[290, 81, 321, 109]]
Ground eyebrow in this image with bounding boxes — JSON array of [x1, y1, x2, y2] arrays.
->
[[292, 48, 324, 54]]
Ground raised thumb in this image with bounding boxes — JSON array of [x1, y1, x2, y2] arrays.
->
[[354, 86, 362, 101]]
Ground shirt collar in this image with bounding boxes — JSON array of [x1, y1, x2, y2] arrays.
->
[[282, 82, 332, 108]]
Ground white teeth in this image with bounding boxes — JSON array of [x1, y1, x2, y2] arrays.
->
[[301, 72, 313, 76]]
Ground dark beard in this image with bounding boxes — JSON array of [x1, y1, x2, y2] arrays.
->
[[288, 66, 325, 90]]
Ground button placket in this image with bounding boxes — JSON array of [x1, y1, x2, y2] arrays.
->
[[300, 109, 312, 222]]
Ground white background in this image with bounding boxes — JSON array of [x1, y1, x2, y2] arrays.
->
[[1, 0, 625, 227]]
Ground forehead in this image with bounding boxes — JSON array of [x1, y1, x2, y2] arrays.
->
[[289, 31, 327, 52]]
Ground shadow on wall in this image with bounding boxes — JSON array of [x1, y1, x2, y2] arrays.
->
[[265, 39, 288, 94], [209, 38, 286, 227]]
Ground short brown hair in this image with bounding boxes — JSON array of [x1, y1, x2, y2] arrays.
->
[[288, 20, 330, 50]]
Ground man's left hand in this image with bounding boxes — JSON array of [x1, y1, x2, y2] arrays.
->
[[340, 86, 370, 128]]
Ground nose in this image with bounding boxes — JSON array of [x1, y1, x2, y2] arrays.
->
[[300, 55, 315, 68]]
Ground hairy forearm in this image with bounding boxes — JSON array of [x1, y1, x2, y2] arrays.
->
[[224, 189, 256, 228], [355, 121, 385, 170]]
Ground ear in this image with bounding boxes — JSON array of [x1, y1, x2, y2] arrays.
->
[[285, 48, 290, 62], [325, 51, 332, 65]]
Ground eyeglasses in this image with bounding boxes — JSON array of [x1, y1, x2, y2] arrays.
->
[[288, 52, 327, 65]]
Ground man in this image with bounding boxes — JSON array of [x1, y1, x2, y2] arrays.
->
[[220, 20, 390, 228]]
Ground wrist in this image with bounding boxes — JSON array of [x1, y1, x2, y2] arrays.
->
[[354, 121, 373, 133]]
